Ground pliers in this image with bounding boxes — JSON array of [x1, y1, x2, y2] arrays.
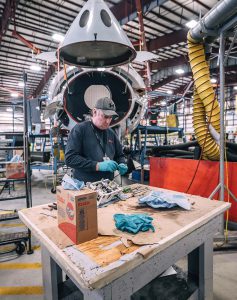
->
[[48, 202, 57, 210]]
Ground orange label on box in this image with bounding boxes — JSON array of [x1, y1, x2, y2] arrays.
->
[[57, 195, 65, 203], [78, 201, 90, 207]]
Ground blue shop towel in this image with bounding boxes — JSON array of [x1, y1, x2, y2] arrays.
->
[[138, 190, 191, 210], [113, 213, 155, 234]]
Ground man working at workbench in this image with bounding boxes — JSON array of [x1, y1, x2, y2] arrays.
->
[[65, 97, 128, 183]]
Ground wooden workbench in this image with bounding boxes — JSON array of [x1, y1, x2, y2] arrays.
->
[[19, 185, 230, 300]]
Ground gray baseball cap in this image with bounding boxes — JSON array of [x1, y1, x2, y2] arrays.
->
[[94, 97, 118, 117]]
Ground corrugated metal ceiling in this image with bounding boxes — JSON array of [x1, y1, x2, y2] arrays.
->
[[0, 0, 235, 106]]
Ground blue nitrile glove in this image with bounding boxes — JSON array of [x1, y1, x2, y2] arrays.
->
[[98, 160, 118, 172], [118, 163, 128, 175], [113, 213, 155, 234]]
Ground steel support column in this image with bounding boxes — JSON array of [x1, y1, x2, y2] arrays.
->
[[219, 33, 225, 202]]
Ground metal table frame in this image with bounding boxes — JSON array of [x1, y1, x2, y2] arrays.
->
[[41, 214, 222, 300]]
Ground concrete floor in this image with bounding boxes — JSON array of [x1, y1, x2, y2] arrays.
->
[[0, 169, 237, 299]]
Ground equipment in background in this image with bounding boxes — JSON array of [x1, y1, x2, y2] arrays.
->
[[149, 139, 237, 162], [30, 151, 50, 163], [50, 127, 69, 193], [149, 141, 202, 160], [46, 65, 146, 136], [86, 179, 122, 206], [59, 0, 136, 67], [166, 114, 179, 128]]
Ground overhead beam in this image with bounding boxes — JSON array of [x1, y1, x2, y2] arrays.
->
[[172, 83, 193, 96], [152, 65, 237, 91], [0, 0, 19, 45], [152, 74, 187, 90], [150, 56, 188, 71], [32, 65, 55, 98], [147, 29, 188, 52], [171, 0, 200, 17], [150, 73, 237, 107], [0, 86, 23, 97], [111, 0, 169, 25], [195, 0, 211, 11], [12, 30, 41, 54]]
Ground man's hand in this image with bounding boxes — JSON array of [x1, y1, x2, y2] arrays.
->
[[118, 163, 128, 175], [97, 160, 118, 172]]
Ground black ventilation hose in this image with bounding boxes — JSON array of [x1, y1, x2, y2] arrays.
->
[[151, 141, 198, 152], [226, 142, 237, 151], [226, 151, 237, 162], [155, 149, 194, 156]]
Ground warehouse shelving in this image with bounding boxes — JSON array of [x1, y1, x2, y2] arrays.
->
[[0, 131, 33, 255], [29, 130, 68, 193], [130, 125, 184, 183], [130, 125, 184, 156]]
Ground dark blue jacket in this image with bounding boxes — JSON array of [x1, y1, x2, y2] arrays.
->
[[65, 121, 125, 182]]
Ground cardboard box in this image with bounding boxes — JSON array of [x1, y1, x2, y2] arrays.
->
[[56, 186, 98, 244], [5, 162, 25, 179]]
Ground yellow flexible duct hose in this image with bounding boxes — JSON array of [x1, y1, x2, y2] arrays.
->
[[193, 90, 220, 160], [187, 31, 220, 160]]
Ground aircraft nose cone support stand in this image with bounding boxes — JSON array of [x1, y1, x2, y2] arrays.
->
[[59, 0, 136, 67]]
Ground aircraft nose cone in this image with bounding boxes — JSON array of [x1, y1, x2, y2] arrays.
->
[[59, 0, 136, 67]]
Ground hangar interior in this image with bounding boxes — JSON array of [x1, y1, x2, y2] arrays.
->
[[0, 0, 237, 299]]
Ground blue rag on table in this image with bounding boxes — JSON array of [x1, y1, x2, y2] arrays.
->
[[138, 190, 191, 210], [113, 213, 155, 234]]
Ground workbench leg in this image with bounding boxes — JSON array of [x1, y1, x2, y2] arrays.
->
[[82, 285, 113, 300], [188, 239, 213, 300], [41, 245, 63, 300]]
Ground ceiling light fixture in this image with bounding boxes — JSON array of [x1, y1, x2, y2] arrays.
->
[[233, 86, 237, 90], [160, 101, 166, 106], [186, 20, 198, 29], [11, 93, 18, 97], [210, 78, 217, 83], [97, 68, 106, 71], [52, 33, 65, 43], [68, 66, 76, 71], [30, 64, 41, 71], [6, 107, 13, 112], [175, 68, 185, 74], [167, 90, 173, 95], [18, 82, 25, 87]]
